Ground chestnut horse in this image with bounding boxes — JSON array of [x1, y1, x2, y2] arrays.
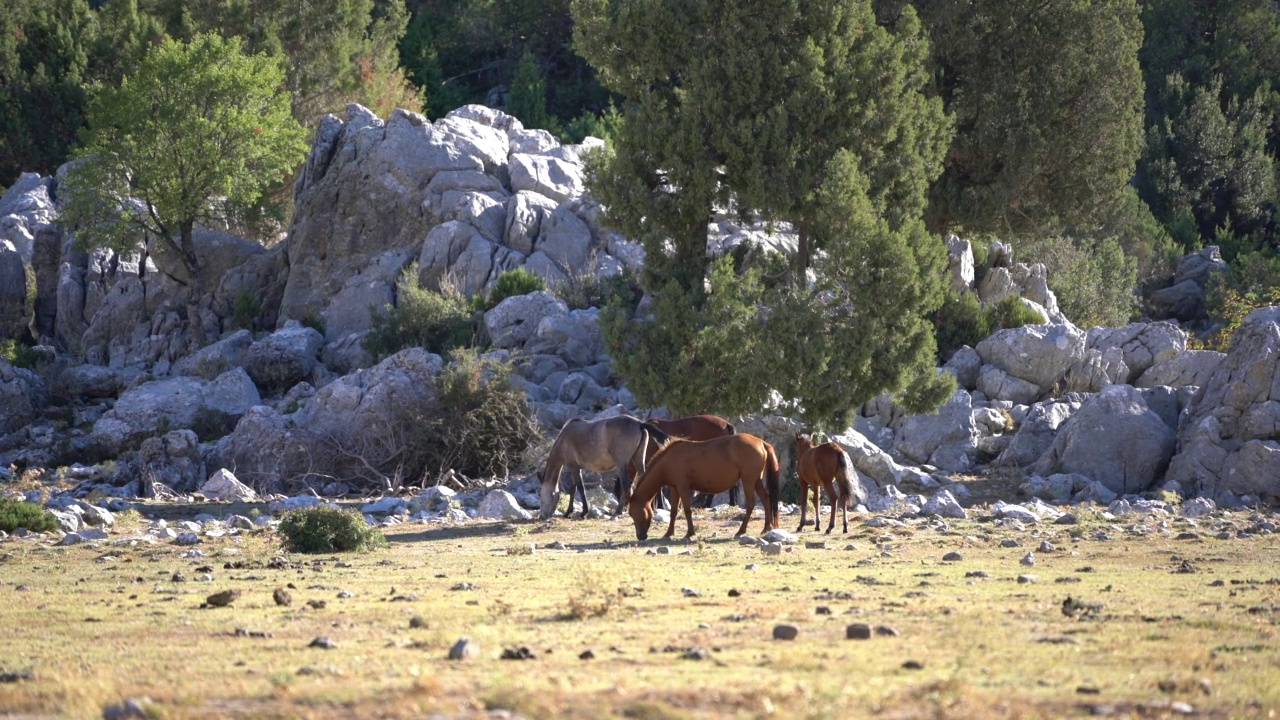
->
[[627, 433, 780, 541], [623, 414, 739, 508], [794, 433, 862, 534], [539, 415, 669, 520]]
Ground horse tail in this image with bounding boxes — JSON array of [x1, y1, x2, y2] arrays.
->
[[640, 422, 670, 448], [765, 441, 781, 528], [834, 448, 855, 510]]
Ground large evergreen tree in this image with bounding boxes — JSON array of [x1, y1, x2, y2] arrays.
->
[[577, 0, 954, 429], [883, 0, 1146, 238]]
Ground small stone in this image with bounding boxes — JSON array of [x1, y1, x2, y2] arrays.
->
[[681, 588, 700, 597], [337, 591, 354, 599], [173, 532, 200, 546], [761, 543, 783, 556], [728, 589, 741, 597], [579, 649, 595, 660], [544, 541, 566, 550], [875, 625, 900, 637], [745, 563, 759, 570], [773, 624, 800, 640], [273, 589, 292, 606], [307, 599, 327, 610], [308, 636, 337, 649], [1055, 513, 1078, 525], [902, 659, 924, 670], [804, 541, 827, 550], [0, 670, 34, 683], [205, 590, 241, 607], [965, 570, 989, 578], [1017, 574, 1037, 584], [409, 616, 427, 629], [655, 546, 673, 555], [681, 647, 711, 660], [1175, 532, 1200, 541], [846, 623, 872, 640], [171, 573, 186, 583], [1000, 539, 1021, 548], [1039, 541, 1055, 552], [1077, 685, 1101, 695], [942, 551, 963, 562], [738, 536, 761, 546], [843, 544, 857, 551], [1021, 552, 1036, 566], [815, 606, 832, 615], [500, 646, 536, 660], [448, 637, 479, 661], [101, 697, 153, 719]]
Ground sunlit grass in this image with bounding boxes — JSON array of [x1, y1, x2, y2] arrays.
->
[[0, 507, 1277, 718]]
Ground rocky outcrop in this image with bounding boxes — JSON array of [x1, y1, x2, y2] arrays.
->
[[1147, 246, 1227, 322], [1165, 306, 1280, 504], [92, 368, 261, 453], [139, 429, 204, 495], [0, 358, 47, 435], [1032, 385, 1178, 496], [975, 322, 1087, 402], [243, 322, 324, 394]]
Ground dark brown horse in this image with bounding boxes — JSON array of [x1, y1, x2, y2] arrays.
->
[[624, 414, 739, 507], [539, 415, 669, 519], [627, 433, 780, 541], [794, 433, 860, 534]]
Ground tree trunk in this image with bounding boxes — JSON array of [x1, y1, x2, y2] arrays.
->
[[179, 222, 208, 350]]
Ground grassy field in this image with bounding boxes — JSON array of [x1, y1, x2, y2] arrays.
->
[[1, 502, 1278, 719]]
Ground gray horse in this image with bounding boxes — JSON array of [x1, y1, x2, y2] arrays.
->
[[539, 415, 670, 519]]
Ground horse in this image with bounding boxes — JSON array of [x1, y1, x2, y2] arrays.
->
[[623, 414, 740, 508], [627, 433, 781, 541], [794, 433, 861, 534], [538, 415, 670, 519]]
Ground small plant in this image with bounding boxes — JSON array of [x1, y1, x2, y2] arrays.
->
[[300, 313, 326, 336], [0, 339, 44, 369], [232, 290, 262, 330], [484, 267, 546, 309], [554, 269, 641, 311], [363, 264, 477, 359], [0, 498, 60, 533], [277, 506, 388, 553]]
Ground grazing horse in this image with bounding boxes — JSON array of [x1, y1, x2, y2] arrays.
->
[[624, 414, 739, 508], [794, 433, 861, 534], [627, 433, 781, 541], [539, 415, 669, 519]]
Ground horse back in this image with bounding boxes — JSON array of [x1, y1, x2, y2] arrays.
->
[[650, 414, 735, 442]]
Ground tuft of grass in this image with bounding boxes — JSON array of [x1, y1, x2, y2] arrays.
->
[[0, 497, 59, 533], [277, 506, 388, 553]]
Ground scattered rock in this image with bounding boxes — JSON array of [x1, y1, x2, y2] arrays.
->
[[1021, 552, 1036, 566], [876, 625, 900, 637], [308, 636, 337, 649], [773, 624, 800, 640], [273, 589, 292, 606], [409, 617, 427, 629], [101, 697, 155, 720], [846, 623, 872, 640], [205, 590, 241, 607], [681, 647, 711, 660], [942, 551, 963, 562], [579, 649, 595, 660], [500, 646, 536, 660], [902, 660, 924, 670], [448, 637, 479, 661]]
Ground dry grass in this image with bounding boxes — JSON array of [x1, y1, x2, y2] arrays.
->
[[0, 505, 1278, 719]]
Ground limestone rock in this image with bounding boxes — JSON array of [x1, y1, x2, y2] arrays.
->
[[244, 323, 325, 394], [201, 468, 259, 502], [976, 322, 1087, 393], [476, 490, 533, 520], [139, 430, 204, 495], [92, 368, 260, 453]]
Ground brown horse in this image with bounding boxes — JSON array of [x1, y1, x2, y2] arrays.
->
[[627, 433, 780, 541], [539, 415, 670, 520], [624, 414, 739, 508], [794, 433, 862, 534]]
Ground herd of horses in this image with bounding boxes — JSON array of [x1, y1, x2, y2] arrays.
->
[[538, 413, 861, 541]]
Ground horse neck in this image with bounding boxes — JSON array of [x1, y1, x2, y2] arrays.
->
[[630, 462, 665, 505]]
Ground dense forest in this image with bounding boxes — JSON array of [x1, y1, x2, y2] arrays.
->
[[3, 0, 1277, 267]]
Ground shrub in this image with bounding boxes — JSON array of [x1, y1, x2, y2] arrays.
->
[[232, 291, 262, 330], [932, 292, 1047, 362], [484, 267, 546, 310], [277, 506, 388, 553], [1016, 235, 1140, 327], [0, 339, 44, 369], [404, 348, 540, 482], [553, 269, 642, 311], [364, 264, 477, 359], [0, 498, 59, 533]]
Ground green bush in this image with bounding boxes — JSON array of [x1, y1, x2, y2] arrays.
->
[[554, 270, 643, 311], [402, 348, 540, 481], [232, 291, 262, 330], [277, 506, 388, 553], [0, 498, 59, 533], [1015, 235, 1140, 328], [364, 263, 478, 359], [932, 292, 1047, 362], [0, 339, 45, 369], [485, 267, 546, 310], [1198, 250, 1280, 352]]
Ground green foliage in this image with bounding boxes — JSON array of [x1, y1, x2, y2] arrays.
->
[[0, 339, 44, 369], [913, 0, 1146, 238], [553, 270, 640, 312], [0, 498, 59, 533], [559, 105, 623, 145], [231, 291, 262, 330], [1017, 235, 1141, 327], [406, 348, 540, 480], [507, 48, 551, 130], [59, 33, 308, 290], [1199, 249, 1280, 351], [932, 293, 1047, 363], [277, 506, 388, 553], [485, 267, 546, 309], [363, 263, 477, 358]]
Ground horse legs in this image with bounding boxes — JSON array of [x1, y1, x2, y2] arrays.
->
[[737, 479, 757, 537], [663, 489, 681, 539], [677, 486, 699, 539], [729, 481, 740, 508], [565, 468, 589, 519], [795, 481, 810, 533], [823, 480, 837, 534]]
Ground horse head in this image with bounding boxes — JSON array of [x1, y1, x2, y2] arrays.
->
[[628, 496, 653, 541]]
